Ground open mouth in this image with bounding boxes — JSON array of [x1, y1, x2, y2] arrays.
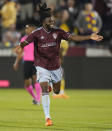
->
[[50, 24, 54, 27], [49, 22, 54, 27]]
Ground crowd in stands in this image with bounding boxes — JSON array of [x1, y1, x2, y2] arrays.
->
[[0, 0, 112, 48]]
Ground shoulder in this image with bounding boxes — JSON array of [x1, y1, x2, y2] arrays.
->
[[31, 27, 43, 34], [52, 27, 66, 33], [28, 27, 43, 38]]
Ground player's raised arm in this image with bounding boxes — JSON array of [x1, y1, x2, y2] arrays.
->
[[68, 32, 103, 42]]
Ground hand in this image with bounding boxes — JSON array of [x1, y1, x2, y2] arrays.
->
[[13, 63, 19, 71], [14, 45, 23, 55], [90, 32, 103, 41]]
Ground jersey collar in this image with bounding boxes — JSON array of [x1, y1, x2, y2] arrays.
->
[[42, 27, 51, 33]]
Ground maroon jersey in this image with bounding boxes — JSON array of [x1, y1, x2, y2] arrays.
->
[[25, 27, 70, 70]]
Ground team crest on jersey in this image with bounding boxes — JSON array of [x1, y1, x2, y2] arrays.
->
[[41, 36, 44, 39], [53, 33, 57, 39]]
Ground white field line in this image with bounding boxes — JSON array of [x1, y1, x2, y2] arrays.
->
[[59, 121, 112, 126]]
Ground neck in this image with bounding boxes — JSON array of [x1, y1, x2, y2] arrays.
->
[[43, 25, 51, 32]]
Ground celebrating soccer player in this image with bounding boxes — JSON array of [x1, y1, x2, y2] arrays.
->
[[15, 3, 103, 126], [13, 24, 42, 105]]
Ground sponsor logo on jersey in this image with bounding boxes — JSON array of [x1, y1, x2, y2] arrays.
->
[[53, 33, 57, 39], [41, 36, 45, 40], [41, 42, 56, 47]]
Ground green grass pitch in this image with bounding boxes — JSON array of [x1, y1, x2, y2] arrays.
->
[[0, 89, 112, 131]]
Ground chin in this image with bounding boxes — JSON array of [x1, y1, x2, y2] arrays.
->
[[50, 25, 54, 28]]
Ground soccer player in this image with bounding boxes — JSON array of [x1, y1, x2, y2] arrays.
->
[[15, 3, 103, 126], [13, 24, 42, 104]]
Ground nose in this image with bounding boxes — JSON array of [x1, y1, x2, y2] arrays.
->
[[50, 19, 55, 24], [50, 17, 55, 23]]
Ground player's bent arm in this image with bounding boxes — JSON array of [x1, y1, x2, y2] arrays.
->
[[15, 41, 29, 54], [14, 55, 21, 66], [20, 41, 29, 48], [16, 51, 23, 63], [13, 51, 23, 70], [68, 32, 103, 42]]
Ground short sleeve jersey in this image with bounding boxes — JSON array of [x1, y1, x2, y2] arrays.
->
[[25, 27, 70, 70]]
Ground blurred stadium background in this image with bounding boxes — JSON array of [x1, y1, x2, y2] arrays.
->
[[0, 0, 112, 130]]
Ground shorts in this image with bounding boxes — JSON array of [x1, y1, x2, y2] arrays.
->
[[23, 61, 36, 80], [36, 66, 63, 84]]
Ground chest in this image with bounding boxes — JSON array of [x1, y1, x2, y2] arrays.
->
[[37, 32, 59, 45]]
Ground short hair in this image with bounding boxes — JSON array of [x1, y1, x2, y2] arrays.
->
[[39, 3, 52, 23]]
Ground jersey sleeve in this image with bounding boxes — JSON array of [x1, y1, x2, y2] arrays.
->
[[25, 31, 37, 44], [59, 29, 71, 41]]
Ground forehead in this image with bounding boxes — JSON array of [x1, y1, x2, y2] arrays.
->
[[45, 16, 55, 21], [86, 3, 92, 6]]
